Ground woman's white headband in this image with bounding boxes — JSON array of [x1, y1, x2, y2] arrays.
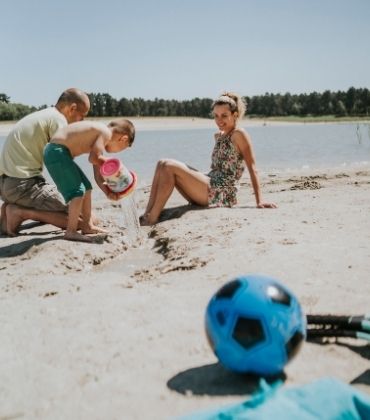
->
[[213, 95, 237, 108]]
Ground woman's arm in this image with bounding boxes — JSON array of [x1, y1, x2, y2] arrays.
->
[[232, 129, 277, 208]]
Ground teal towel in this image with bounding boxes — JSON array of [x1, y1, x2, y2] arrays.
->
[[180, 378, 370, 420]]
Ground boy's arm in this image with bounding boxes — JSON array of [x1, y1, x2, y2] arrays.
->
[[93, 165, 121, 201], [90, 128, 122, 200], [88, 133, 109, 166]]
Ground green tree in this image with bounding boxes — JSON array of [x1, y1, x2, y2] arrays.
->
[[345, 87, 357, 115], [334, 100, 347, 116], [0, 102, 35, 120], [117, 97, 134, 116], [281, 93, 293, 116], [321, 90, 334, 115], [0, 93, 10, 103], [306, 92, 321, 115], [103, 93, 117, 116], [360, 88, 370, 115]]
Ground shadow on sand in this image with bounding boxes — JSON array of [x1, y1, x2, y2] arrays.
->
[[167, 362, 285, 396], [158, 204, 205, 223], [0, 236, 62, 258], [309, 339, 370, 361], [308, 340, 370, 387], [351, 369, 370, 387]]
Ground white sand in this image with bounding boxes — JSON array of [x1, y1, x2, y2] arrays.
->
[[0, 166, 369, 419]]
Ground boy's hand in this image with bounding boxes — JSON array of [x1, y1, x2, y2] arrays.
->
[[101, 183, 121, 201], [97, 155, 108, 166]]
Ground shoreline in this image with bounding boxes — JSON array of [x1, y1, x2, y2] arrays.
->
[[1, 167, 369, 418], [0, 117, 287, 136], [1, 116, 369, 136]]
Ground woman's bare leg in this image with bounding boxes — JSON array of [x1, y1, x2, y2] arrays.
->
[[142, 159, 210, 225], [144, 159, 209, 215], [143, 160, 166, 216]]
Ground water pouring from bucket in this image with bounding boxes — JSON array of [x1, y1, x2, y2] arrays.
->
[[100, 158, 137, 198], [100, 158, 141, 244]]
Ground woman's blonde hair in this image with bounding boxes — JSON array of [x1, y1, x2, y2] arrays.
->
[[212, 92, 247, 121]]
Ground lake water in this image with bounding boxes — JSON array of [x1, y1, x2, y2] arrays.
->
[[1, 122, 370, 188]]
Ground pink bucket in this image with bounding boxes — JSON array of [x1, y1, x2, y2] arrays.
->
[[100, 158, 137, 198]]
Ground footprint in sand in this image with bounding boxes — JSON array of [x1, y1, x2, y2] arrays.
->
[[279, 238, 297, 245]]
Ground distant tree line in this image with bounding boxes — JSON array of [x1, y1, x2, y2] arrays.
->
[[0, 87, 369, 121], [87, 94, 214, 118], [246, 87, 370, 117], [0, 93, 36, 121]]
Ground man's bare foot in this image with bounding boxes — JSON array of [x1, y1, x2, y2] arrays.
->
[[5, 204, 24, 236], [1, 203, 8, 234]]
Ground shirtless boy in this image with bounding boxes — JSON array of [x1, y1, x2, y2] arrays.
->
[[43, 118, 135, 242]]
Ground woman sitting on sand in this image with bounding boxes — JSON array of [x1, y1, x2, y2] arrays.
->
[[140, 92, 277, 225]]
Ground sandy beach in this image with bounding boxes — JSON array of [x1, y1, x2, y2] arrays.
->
[[0, 119, 370, 419]]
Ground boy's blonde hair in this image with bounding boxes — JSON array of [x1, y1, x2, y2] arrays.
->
[[212, 92, 247, 121], [108, 118, 135, 146]]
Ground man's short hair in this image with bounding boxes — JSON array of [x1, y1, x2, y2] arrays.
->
[[56, 88, 89, 109]]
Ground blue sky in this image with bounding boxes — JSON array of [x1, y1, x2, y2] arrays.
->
[[1, 0, 369, 106]]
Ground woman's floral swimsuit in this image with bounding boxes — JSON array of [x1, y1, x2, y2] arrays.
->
[[207, 131, 245, 207]]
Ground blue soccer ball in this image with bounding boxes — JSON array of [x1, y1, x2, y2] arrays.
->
[[205, 274, 306, 376]]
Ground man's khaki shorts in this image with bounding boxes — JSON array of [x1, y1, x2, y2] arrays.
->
[[0, 175, 67, 212]]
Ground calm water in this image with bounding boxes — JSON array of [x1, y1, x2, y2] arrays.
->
[[1, 122, 370, 188]]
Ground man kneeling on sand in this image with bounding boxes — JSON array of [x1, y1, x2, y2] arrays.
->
[[0, 88, 91, 236], [43, 118, 135, 242]]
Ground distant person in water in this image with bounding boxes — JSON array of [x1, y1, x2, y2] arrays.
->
[[140, 92, 277, 225], [0, 88, 91, 235], [43, 119, 135, 243]]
